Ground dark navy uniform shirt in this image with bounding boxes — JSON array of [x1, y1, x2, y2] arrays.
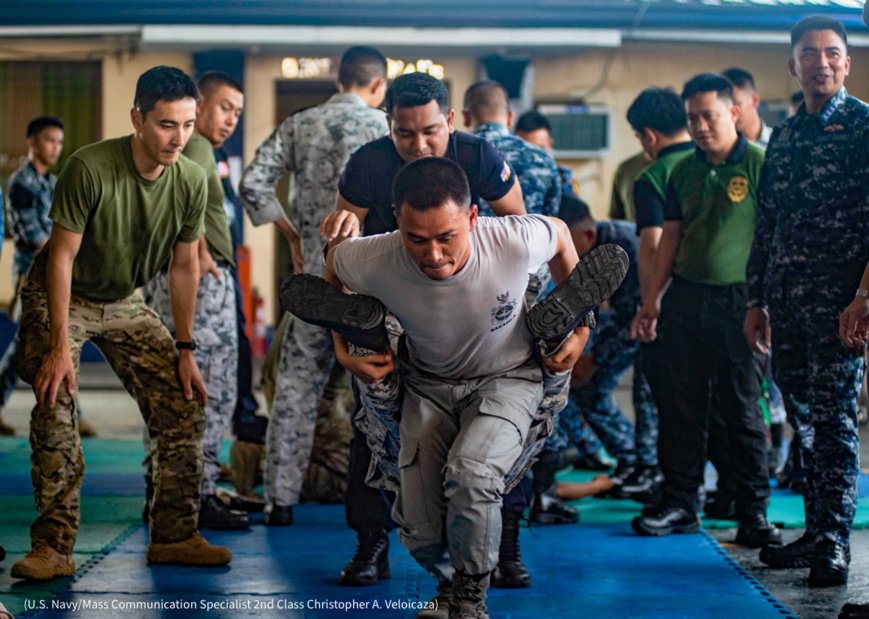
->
[[338, 131, 515, 236]]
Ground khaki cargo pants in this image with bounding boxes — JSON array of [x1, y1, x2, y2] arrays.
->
[[18, 280, 205, 553]]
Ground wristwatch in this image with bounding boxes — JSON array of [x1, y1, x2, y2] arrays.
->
[[175, 340, 197, 351], [857, 289, 869, 298]]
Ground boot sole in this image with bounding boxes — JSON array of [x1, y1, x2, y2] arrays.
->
[[527, 244, 629, 341], [808, 565, 848, 587], [10, 562, 75, 581], [146, 548, 231, 566], [280, 274, 390, 351], [631, 518, 701, 537]]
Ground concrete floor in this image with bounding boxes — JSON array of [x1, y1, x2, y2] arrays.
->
[[2, 362, 869, 619]]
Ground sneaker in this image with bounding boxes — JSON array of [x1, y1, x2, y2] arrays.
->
[[526, 244, 629, 342], [338, 529, 390, 586], [618, 466, 663, 496], [280, 274, 390, 351], [11, 545, 75, 581], [198, 494, 250, 531], [759, 532, 817, 568], [416, 579, 451, 619], [451, 571, 489, 619], [491, 510, 531, 588], [599, 462, 635, 499], [631, 504, 700, 537], [146, 532, 231, 566], [735, 513, 782, 548], [809, 540, 850, 587]]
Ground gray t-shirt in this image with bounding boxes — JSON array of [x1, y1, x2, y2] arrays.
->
[[333, 214, 558, 379]]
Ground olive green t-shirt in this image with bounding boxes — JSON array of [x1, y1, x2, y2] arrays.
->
[[664, 134, 764, 286], [182, 131, 235, 266], [31, 135, 207, 301]]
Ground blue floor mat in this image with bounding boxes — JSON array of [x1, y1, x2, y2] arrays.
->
[[18, 505, 796, 619]]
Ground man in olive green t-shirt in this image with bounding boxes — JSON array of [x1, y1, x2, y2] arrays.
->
[[630, 74, 778, 549], [11, 66, 231, 583], [142, 71, 249, 531]]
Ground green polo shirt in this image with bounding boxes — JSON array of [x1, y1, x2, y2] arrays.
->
[[664, 134, 764, 285]]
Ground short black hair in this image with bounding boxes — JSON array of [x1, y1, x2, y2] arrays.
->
[[515, 110, 552, 135], [682, 73, 734, 105], [791, 15, 847, 49], [338, 46, 388, 89], [626, 87, 686, 136], [463, 80, 509, 118], [385, 72, 449, 116], [197, 70, 243, 98], [720, 67, 756, 92], [134, 66, 199, 118], [558, 194, 594, 229], [27, 115, 64, 138], [392, 157, 471, 215]]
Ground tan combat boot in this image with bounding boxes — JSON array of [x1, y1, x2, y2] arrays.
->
[[77, 416, 99, 438], [146, 532, 232, 566], [230, 440, 264, 497], [11, 545, 75, 581]]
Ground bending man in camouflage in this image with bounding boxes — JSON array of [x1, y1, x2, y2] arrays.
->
[[11, 65, 231, 582], [238, 46, 389, 529]]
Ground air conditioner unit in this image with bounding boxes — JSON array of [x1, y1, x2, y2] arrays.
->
[[536, 104, 612, 159]]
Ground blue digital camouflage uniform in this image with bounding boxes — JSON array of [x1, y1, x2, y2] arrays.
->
[[472, 121, 561, 305], [558, 165, 579, 198], [557, 221, 658, 468], [0, 162, 55, 411], [473, 122, 560, 219], [239, 93, 387, 509], [747, 87, 869, 547]]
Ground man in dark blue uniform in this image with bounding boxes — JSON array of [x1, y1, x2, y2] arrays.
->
[[745, 16, 869, 588], [556, 195, 659, 497]]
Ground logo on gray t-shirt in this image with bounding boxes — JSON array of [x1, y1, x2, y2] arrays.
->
[[491, 291, 518, 331]]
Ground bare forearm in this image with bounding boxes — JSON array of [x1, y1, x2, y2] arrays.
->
[[645, 223, 681, 305], [169, 259, 199, 342], [46, 255, 73, 351], [637, 228, 662, 300], [547, 217, 580, 285]]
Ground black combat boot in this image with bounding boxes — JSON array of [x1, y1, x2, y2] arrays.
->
[[491, 510, 531, 588], [198, 494, 250, 530], [338, 529, 390, 586], [530, 450, 579, 525], [280, 274, 390, 351], [450, 571, 489, 619]]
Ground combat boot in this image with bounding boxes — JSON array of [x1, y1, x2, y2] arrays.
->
[[146, 532, 231, 566], [230, 439, 264, 498], [526, 244, 628, 342], [77, 416, 98, 438], [530, 450, 579, 525], [491, 510, 531, 588], [198, 494, 250, 530], [450, 571, 489, 619], [0, 414, 15, 436], [11, 545, 75, 581], [338, 529, 390, 586], [280, 274, 390, 351], [416, 579, 452, 619]]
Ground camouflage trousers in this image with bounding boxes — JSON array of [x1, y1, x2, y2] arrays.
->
[[770, 296, 864, 546], [18, 280, 205, 551], [350, 317, 570, 495], [143, 268, 238, 495], [264, 316, 336, 507], [560, 346, 658, 468]]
